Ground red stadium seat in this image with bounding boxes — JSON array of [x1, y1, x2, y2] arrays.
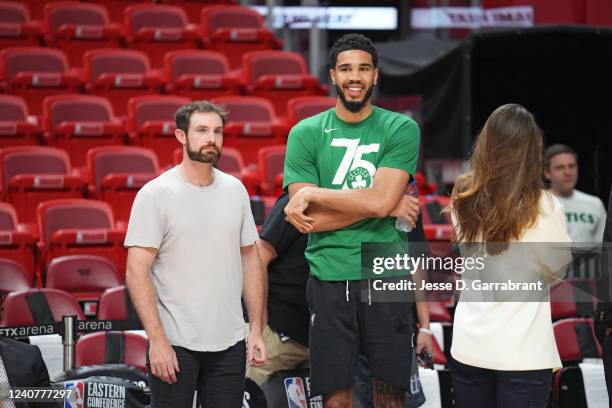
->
[[127, 95, 190, 169], [0, 258, 31, 299], [82, 0, 140, 22], [2, 288, 86, 326], [83, 49, 163, 116], [257, 144, 285, 197], [0, 202, 37, 285], [37, 199, 126, 278], [42, 95, 125, 168], [125, 4, 200, 69], [77, 331, 147, 372], [553, 318, 601, 363], [0, 47, 82, 115], [201, 5, 281, 69], [43, 2, 122, 68], [163, 50, 241, 100], [550, 278, 597, 321], [551, 317, 603, 405], [87, 146, 159, 224], [18, 0, 47, 20], [286, 96, 336, 126], [0, 146, 86, 223], [212, 96, 289, 165], [428, 301, 452, 323], [159, 0, 236, 23], [0, 95, 41, 147], [97, 285, 127, 320], [242, 50, 327, 115], [46, 255, 122, 316], [97, 285, 142, 323], [173, 146, 181, 166], [0, 1, 42, 48], [217, 147, 245, 175], [431, 333, 448, 365]]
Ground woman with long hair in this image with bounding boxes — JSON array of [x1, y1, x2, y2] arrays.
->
[[449, 103, 572, 408]]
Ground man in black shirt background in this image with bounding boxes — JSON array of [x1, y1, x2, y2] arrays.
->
[[247, 192, 310, 385]]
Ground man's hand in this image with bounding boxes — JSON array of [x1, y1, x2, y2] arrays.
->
[[149, 337, 180, 384], [247, 330, 267, 367], [284, 187, 315, 233], [389, 194, 420, 230], [416, 331, 434, 367]]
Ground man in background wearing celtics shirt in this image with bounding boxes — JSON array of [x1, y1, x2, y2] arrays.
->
[[544, 144, 606, 242], [283, 34, 422, 407], [544, 144, 606, 278]]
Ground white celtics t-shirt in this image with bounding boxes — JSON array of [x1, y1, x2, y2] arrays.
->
[[555, 189, 606, 243]]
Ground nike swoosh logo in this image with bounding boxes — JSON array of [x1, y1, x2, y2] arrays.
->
[[324, 128, 337, 133]]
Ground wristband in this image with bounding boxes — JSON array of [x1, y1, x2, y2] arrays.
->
[[419, 327, 432, 335]]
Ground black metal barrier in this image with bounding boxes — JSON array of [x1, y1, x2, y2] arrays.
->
[[0, 319, 142, 339]]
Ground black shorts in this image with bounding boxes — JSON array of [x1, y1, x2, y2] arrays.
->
[[306, 276, 414, 396]]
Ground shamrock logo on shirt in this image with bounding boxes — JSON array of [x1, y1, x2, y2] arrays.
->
[[346, 167, 372, 189], [352, 175, 367, 189]]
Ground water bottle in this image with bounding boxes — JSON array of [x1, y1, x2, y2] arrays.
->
[[395, 179, 419, 232]]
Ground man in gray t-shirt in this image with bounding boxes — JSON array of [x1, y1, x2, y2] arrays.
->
[[124, 101, 267, 408]]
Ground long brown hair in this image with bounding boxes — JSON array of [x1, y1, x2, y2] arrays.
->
[[451, 104, 544, 251]]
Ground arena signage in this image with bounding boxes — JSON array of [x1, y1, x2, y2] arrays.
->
[[411, 6, 534, 29], [250, 6, 398, 30]]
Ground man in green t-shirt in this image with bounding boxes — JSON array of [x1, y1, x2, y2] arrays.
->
[[283, 34, 422, 407]]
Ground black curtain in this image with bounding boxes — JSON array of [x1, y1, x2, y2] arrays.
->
[[377, 26, 612, 201]]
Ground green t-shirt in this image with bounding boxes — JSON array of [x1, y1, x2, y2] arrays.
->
[[283, 106, 421, 281]]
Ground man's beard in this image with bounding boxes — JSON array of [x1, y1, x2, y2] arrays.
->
[[185, 136, 221, 164], [336, 82, 374, 113]]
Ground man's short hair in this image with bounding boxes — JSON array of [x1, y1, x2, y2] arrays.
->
[[328, 33, 378, 69], [543, 144, 578, 169], [175, 101, 228, 133]]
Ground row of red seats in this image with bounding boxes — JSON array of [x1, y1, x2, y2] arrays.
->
[[0, 93, 336, 167], [0, 141, 288, 285], [0, 46, 329, 116], [0, 281, 598, 378], [0, 143, 288, 223], [0, 193, 453, 290], [1, 3, 281, 69], [0, 198, 125, 286], [0, 290, 448, 369], [0, 256, 122, 316], [17, 0, 235, 24], [0, 275, 147, 371], [2, 260, 592, 326], [1, 145, 156, 224]]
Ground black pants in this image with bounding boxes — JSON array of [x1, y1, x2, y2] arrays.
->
[[603, 334, 612, 406], [450, 356, 552, 408], [148, 340, 246, 408]]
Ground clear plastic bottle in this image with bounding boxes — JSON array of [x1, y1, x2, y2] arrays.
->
[[395, 179, 419, 232]]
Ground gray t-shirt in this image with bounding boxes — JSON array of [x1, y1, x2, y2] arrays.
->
[[124, 166, 259, 352]]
